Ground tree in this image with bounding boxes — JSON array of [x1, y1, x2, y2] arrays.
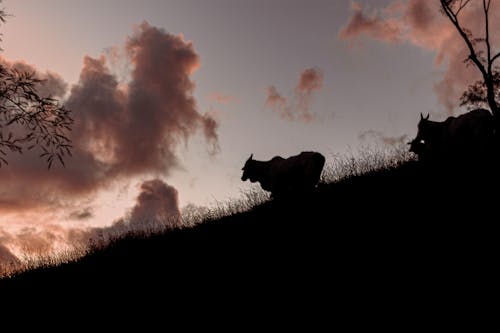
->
[[440, 0, 500, 120], [0, 2, 73, 168], [459, 71, 499, 109]]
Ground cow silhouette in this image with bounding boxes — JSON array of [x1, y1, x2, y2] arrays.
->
[[409, 109, 495, 162], [241, 151, 325, 198]]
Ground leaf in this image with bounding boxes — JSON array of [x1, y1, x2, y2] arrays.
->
[[57, 154, 65, 167]]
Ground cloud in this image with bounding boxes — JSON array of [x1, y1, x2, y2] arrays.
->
[[296, 68, 324, 122], [338, 1, 404, 44], [266, 67, 323, 122], [200, 113, 220, 154], [0, 224, 89, 273], [339, 0, 500, 114], [207, 92, 236, 105], [127, 179, 180, 227], [265, 85, 292, 119], [0, 179, 181, 276], [19, 226, 82, 253], [0, 22, 218, 213], [359, 130, 408, 147], [0, 22, 219, 272], [0, 58, 69, 99], [78, 180, 181, 250], [68, 208, 93, 221], [0, 244, 21, 274]]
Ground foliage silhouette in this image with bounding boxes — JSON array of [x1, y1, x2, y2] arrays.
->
[[0, 2, 73, 168]]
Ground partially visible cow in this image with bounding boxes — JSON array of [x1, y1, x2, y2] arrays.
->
[[409, 109, 495, 162], [241, 151, 325, 198]]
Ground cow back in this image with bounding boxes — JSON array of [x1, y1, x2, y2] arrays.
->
[[413, 108, 495, 162], [268, 152, 325, 190]]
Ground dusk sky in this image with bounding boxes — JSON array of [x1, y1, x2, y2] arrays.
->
[[1, 0, 498, 262]]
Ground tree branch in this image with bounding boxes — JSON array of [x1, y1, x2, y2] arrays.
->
[[456, 0, 472, 16], [484, 0, 492, 74], [440, 1, 488, 79], [492, 52, 500, 65]]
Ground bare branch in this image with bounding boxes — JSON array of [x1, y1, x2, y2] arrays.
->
[[456, 0, 472, 16], [492, 52, 500, 64], [441, 0, 499, 114], [440, 0, 488, 79], [484, 0, 492, 72]]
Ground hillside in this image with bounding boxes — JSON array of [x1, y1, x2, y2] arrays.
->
[[1, 159, 496, 313]]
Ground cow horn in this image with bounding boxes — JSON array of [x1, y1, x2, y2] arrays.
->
[[420, 112, 424, 120], [249, 153, 253, 161], [425, 113, 429, 120]]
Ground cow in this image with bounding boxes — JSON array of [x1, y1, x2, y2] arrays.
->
[[241, 151, 325, 198], [409, 109, 495, 162]]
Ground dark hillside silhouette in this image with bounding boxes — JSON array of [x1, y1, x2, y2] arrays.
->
[[1, 157, 495, 317]]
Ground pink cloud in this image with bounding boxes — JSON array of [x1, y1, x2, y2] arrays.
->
[[207, 92, 236, 105], [265, 85, 292, 120], [339, 0, 500, 114], [0, 58, 68, 99], [266, 67, 323, 122], [0, 22, 220, 271], [0, 22, 218, 213], [296, 68, 324, 122], [339, 1, 404, 44], [0, 224, 90, 276]]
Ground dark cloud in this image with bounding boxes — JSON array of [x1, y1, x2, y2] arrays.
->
[[200, 113, 220, 155], [266, 67, 323, 122], [0, 22, 218, 212], [67, 22, 218, 178], [68, 208, 93, 221], [128, 179, 180, 226], [0, 22, 219, 272], [70, 179, 182, 259]]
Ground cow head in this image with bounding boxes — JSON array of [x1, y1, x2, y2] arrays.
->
[[241, 154, 257, 182], [409, 113, 438, 159], [415, 112, 432, 143], [408, 137, 426, 155]]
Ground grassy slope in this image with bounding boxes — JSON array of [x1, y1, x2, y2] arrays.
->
[[0, 160, 496, 313]]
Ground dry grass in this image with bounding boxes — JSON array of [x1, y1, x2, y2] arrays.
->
[[1, 143, 413, 279], [321, 142, 415, 183]]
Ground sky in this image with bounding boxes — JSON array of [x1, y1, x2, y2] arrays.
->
[[0, 0, 499, 266]]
